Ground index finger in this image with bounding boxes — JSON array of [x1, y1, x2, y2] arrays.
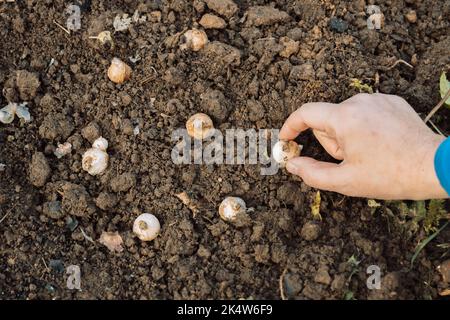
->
[[279, 102, 337, 140]]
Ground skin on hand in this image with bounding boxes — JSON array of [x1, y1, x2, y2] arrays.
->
[[279, 93, 448, 200]]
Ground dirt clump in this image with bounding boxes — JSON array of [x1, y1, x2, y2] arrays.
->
[[39, 113, 74, 141], [204, 0, 238, 19], [110, 173, 136, 193], [29, 152, 51, 187], [95, 192, 118, 210], [245, 6, 291, 27], [42, 201, 63, 220], [199, 14, 226, 29], [81, 121, 102, 144], [301, 221, 321, 241], [16, 70, 40, 101], [60, 183, 96, 217]]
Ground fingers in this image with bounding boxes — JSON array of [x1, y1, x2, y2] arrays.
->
[[286, 157, 353, 193], [279, 102, 337, 140], [313, 129, 344, 160]]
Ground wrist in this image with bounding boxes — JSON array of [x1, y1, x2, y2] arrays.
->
[[419, 134, 448, 199], [434, 136, 450, 197]]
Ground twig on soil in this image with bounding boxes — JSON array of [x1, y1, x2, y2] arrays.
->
[[139, 66, 158, 85], [279, 268, 288, 300], [386, 59, 414, 70], [0, 211, 10, 224], [80, 227, 95, 244], [53, 20, 70, 35], [41, 257, 49, 272], [424, 88, 450, 124]]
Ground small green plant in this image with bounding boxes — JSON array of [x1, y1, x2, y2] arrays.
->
[[410, 221, 449, 269], [439, 72, 450, 107], [344, 291, 356, 300], [347, 255, 361, 281], [350, 78, 373, 94], [310, 191, 322, 220]]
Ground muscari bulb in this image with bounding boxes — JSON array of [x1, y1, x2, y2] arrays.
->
[[273, 140, 302, 167], [180, 29, 209, 51], [108, 57, 132, 84], [0, 103, 17, 124], [219, 197, 246, 222], [133, 213, 161, 241], [186, 113, 214, 140], [92, 137, 108, 151], [82, 137, 109, 175], [82, 148, 109, 175]]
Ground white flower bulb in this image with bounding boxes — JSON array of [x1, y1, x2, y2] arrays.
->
[[82, 148, 109, 175], [133, 213, 161, 241], [219, 197, 247, 222], [92, 137, 108, 151], [180, 29, 208, 51], [273, 140, 302, 167], [186, 113, 214, 140]]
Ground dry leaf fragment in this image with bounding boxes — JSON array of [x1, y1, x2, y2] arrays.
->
[[175, 192, 200, 216], [99, 231, 124, 253], [311, 191, 322, 220]]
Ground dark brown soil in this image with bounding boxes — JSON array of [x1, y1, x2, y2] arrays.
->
[[1, 0, 449, 300]]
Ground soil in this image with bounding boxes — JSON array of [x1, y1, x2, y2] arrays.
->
[[1, 0, 449, 300]]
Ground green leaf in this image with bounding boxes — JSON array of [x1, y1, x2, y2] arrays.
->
[[439, 72, 450, 107], [410, 221, 449, 269]]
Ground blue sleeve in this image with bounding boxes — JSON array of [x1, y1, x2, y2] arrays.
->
[[434, 137, 450, 196]]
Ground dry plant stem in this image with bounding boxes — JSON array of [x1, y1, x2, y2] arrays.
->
[[387, 59, 414, 70], [279, 268, 287, 300], [53, 20, 70, 35], [429, 120, 446, 137], [175, 192, 200, 217], [0, 211, 10, 224], [424, 88, 450, 123]]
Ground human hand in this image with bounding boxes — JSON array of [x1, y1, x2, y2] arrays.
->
[[279, 93, 447, 200]]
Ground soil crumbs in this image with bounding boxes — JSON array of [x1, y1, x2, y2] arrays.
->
[[0, 0, 449, 300]]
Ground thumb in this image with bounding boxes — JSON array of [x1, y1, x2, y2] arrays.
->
[[286, 157, 352, 193]]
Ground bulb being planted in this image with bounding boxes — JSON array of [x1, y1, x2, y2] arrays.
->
[[82, 137, 109, 175], [186, 113, 214, 140], [133, 213, 161, 241], [272, 140, 302, 167], [108, 58, 132, 84]]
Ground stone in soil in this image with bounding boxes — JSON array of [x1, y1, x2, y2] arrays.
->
[[329, 17, 349, 33], [199, 14, 226, 29]]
